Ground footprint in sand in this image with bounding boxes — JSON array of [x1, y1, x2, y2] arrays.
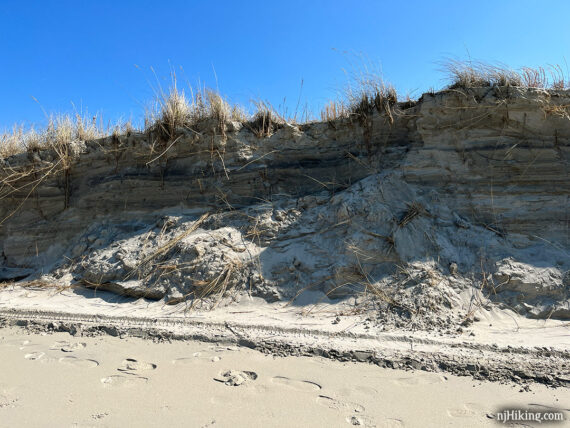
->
[[347, 415, 403, 427], [214, 370, 258, 386], [193, 352, 222, 362], [4, 339, 33, 350], [101, 375, 148, 387], [50, 341, 87, 352], [0, 393, 19, 409], [91, 412, 109, 420], [118, 358, 157, 372], [447, 402, 487, 418], [59, 356, 99, 368], [378, 419, 405, 428], [446, 407, 478, 418], [354, 385, 378, 395], [24, 351, 45, 360], [219, 346, 239, 352], [172, 358, 195, 365], [338, 385, 379, 397], [528, 403, 570, 412], [39, 357, 59, 364], [50, 341, 69, 350], [172, 353, 222, 365], [317, 395, 365, 413], [62, 343, 86, 353], [270, 376, 322, 391], [393, 374, 446, 387]]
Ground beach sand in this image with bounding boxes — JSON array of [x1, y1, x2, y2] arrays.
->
[[0, 326, 568, 428]]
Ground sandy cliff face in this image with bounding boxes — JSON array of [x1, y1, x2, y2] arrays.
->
[[410, 87, 569, 245], [1, 87, 568, 322]]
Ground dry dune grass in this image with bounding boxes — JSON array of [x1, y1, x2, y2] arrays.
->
[[0, 126, 26, 158], [0, 63, 402, 158], [318, 62, 398, 123], [444, 59, 570, 90], [2, 60, 570, 161], [320, 100, 348, 122], [0, 278, 71, 293], [145, 76, 247, 139], [345, 73, 398, 122], [245, 100, 286, 138], [0, 113, 106, 159], [0, 112, 116, 225]]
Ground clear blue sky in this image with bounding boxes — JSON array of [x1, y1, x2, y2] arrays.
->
[[1, 0, 569, 129]]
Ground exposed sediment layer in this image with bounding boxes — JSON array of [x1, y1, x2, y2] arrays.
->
[[1, 87, 569, 320]]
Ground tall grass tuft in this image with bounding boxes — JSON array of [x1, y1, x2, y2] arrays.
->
[[320, 100, 348, 122], [153, 80, 191, 137], [319, 56, 398, 123], [246, 100, 285, 138], [1, 113, 106, 159], [0, 125, 27, 158], [146, 72, 247, 139], [444, 59, 570, 90], [346, 70, 397, 118]]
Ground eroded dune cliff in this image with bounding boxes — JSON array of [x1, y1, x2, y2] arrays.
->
[[1, 86, 569, 324]]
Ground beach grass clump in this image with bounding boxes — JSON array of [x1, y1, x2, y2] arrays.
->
[[0, 125, 27, 158], [245, 100, 286, 138], [41, 114, 105, 169], [150, 80, 192, 137], [444, 60, 497, 88], [0, 113, 106, 160], [444, 59, 570, 90], [320, 58, 398, 124], [318, 80, 398, 124], [320, 100, 349, 122], [347, 79, 398, 120], [146, 74, 248, 139]]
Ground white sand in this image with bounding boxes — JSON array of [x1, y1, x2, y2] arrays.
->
[[0, 326, 568, 428]]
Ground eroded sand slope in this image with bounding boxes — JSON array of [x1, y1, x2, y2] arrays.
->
[[1, 87, 568, 323]]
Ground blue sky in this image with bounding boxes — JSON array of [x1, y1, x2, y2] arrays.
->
[[1, 0, 569, 129]]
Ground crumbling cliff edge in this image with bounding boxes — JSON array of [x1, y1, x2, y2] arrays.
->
[[1, 86, 569, 324]]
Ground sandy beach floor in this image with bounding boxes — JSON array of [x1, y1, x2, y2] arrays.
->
[[0, 326, 568, 428]]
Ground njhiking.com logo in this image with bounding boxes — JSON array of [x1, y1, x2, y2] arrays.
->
[[496, 408, 565, 424]]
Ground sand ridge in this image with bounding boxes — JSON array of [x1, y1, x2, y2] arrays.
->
[[0, 287, 569, 388]]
